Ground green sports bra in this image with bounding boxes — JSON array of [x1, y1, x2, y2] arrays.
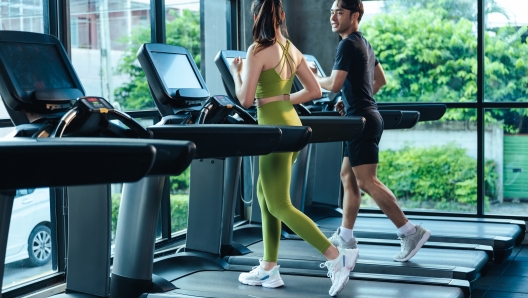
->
[[255, 40, 296, 99]]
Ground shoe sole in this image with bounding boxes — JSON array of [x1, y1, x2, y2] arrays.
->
[[239, 278, 284, 288], [329, 249, 359, 296], [394, 230, 431, 262]]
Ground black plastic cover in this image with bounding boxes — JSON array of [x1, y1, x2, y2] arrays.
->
[[148, 124, 282, 159], [299, 116, 365, 143], [378, 103, 446, 121], [273, 126, 312, 152]]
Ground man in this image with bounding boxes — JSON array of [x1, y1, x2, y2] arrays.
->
[[310, 0, 430, 262]]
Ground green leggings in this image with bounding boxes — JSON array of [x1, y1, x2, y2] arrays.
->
[[257, 100, 332, 262]]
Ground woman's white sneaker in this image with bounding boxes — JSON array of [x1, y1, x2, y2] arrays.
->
[[238, 260, 284, 288], [320, 247, 359, 296]]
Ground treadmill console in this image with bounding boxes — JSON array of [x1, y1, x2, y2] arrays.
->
[[80, 96, 114, 112], [137, 43, 210, 111], [0, 31, 84, 115]]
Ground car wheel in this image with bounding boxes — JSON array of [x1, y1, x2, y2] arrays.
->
[[27, 225, 52, 267]]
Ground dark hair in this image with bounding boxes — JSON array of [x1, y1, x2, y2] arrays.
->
[[337, 0, 364, 23], [251, 0, 288, 54]]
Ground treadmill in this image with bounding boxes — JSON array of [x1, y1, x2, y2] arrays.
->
[[214, 50, 490, 284], [105, 44, 469, 298], [0, 31, 310, 298], [297, 54, 525, 263]]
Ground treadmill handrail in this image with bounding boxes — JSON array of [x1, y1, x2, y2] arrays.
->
[[299, 116, 365, 143], [148, 124, 283, 159], [378, 103, 446, 122]]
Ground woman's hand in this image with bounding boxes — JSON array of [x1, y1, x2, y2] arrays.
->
[[230, 57, 244, 75]]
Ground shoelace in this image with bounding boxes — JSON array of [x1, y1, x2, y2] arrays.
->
[[320, 261, 335, 278]]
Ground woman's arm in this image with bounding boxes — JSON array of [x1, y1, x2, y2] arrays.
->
[[290, 57, 322, 105], [373, 63, 387, 95], [230, 44, 263, 109]]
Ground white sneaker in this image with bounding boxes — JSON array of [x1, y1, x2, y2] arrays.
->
[[320, 247, 359, 296], [393, 224, 431, 262], [238, 260, 284, 288], [329, 228, 358, 249]]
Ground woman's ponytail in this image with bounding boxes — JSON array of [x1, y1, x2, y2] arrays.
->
[[251, 0, 287, 54]]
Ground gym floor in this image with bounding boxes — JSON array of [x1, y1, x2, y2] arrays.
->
[[472, 245, 528, 297]]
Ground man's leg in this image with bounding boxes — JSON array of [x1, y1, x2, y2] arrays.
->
[[352, 163, 431, 262], [340, 157, 361, 230], [351, 163, 407, 228], [328, 157, 361, 249]]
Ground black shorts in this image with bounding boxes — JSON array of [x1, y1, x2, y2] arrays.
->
[[343, 110, 384, 167]]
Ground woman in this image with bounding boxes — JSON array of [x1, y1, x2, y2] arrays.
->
[[229, 0, 358, 296]]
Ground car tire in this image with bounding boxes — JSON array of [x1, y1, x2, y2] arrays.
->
[[27, 225, 52, 267]]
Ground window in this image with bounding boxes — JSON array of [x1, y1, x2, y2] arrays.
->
[[361, 109, 478, 213], [485, 0, 528, 102], [69, 0, 151, 110], [3, 188, 52, 291], [485, 108, 528, 215], [362, 0, 478, 104], [1, 0, 50, 291], [164, 0, 200, 235]]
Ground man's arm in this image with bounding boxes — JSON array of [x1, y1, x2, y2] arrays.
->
[[373, 63, 387, 95], [314, 69, 348, 93]]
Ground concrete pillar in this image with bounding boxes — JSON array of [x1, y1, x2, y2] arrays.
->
[[202, 0, 228, 95]]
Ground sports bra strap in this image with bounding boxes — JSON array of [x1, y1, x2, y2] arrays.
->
[[275, 40, 295, 76]]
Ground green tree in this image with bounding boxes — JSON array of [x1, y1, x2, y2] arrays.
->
[[362, 5, 528, 123], [114, 9, 201, 111]]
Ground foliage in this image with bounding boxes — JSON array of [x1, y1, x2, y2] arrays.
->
[[376, 143, 497, 210], [114, 9, 201, 111], [111, 193, 122, 240], [362, 4, 528, 122], [170, 194, 189, 232], [170, 167, 191, 193]]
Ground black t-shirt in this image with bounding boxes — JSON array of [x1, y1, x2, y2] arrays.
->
[[333, 32, 379, 116]]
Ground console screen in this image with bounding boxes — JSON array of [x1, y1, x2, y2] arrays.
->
[[0, 42, 75, 90], [150, 52, 202, 90]]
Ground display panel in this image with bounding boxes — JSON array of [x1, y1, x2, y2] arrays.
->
[[0, 42, 75, 91], [150, 52, 202, 90]]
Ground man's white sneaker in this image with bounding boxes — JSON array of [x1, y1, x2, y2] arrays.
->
[[238, 260, 284, 288], [393, 224, 431, 262], [329, 228, 358, 249], [320, 247, 359, 296]]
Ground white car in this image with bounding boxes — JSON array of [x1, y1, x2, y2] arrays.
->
[[5, 188, 51, 267]]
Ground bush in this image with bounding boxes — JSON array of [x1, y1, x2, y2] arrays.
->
[[170, 194, 189, 232], [170, 167, 191, 193], [375, 143, 497, 211]]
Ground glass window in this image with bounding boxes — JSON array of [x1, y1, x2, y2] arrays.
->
[[3, 188, 52, 291], [0, 0, 44, 33], [69, 0, 151, 111], [362, 0, 477, 103], [485, 0, 528, 102], [485, 108, 528, 215], [163, 1, 199, 235], [362, 108, 478, 213]]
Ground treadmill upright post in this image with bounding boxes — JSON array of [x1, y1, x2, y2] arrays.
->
[[66, 185, 112, 296], [111, 176, 166, 297]]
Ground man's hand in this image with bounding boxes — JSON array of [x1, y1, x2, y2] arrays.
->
[[335, 100, 345, 116]]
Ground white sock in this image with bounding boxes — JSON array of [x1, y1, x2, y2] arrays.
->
[[397, 221, 416, 237], [339, 227, 354, 242]]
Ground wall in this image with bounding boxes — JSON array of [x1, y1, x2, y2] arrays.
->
[[239, 0, 339, 75]]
